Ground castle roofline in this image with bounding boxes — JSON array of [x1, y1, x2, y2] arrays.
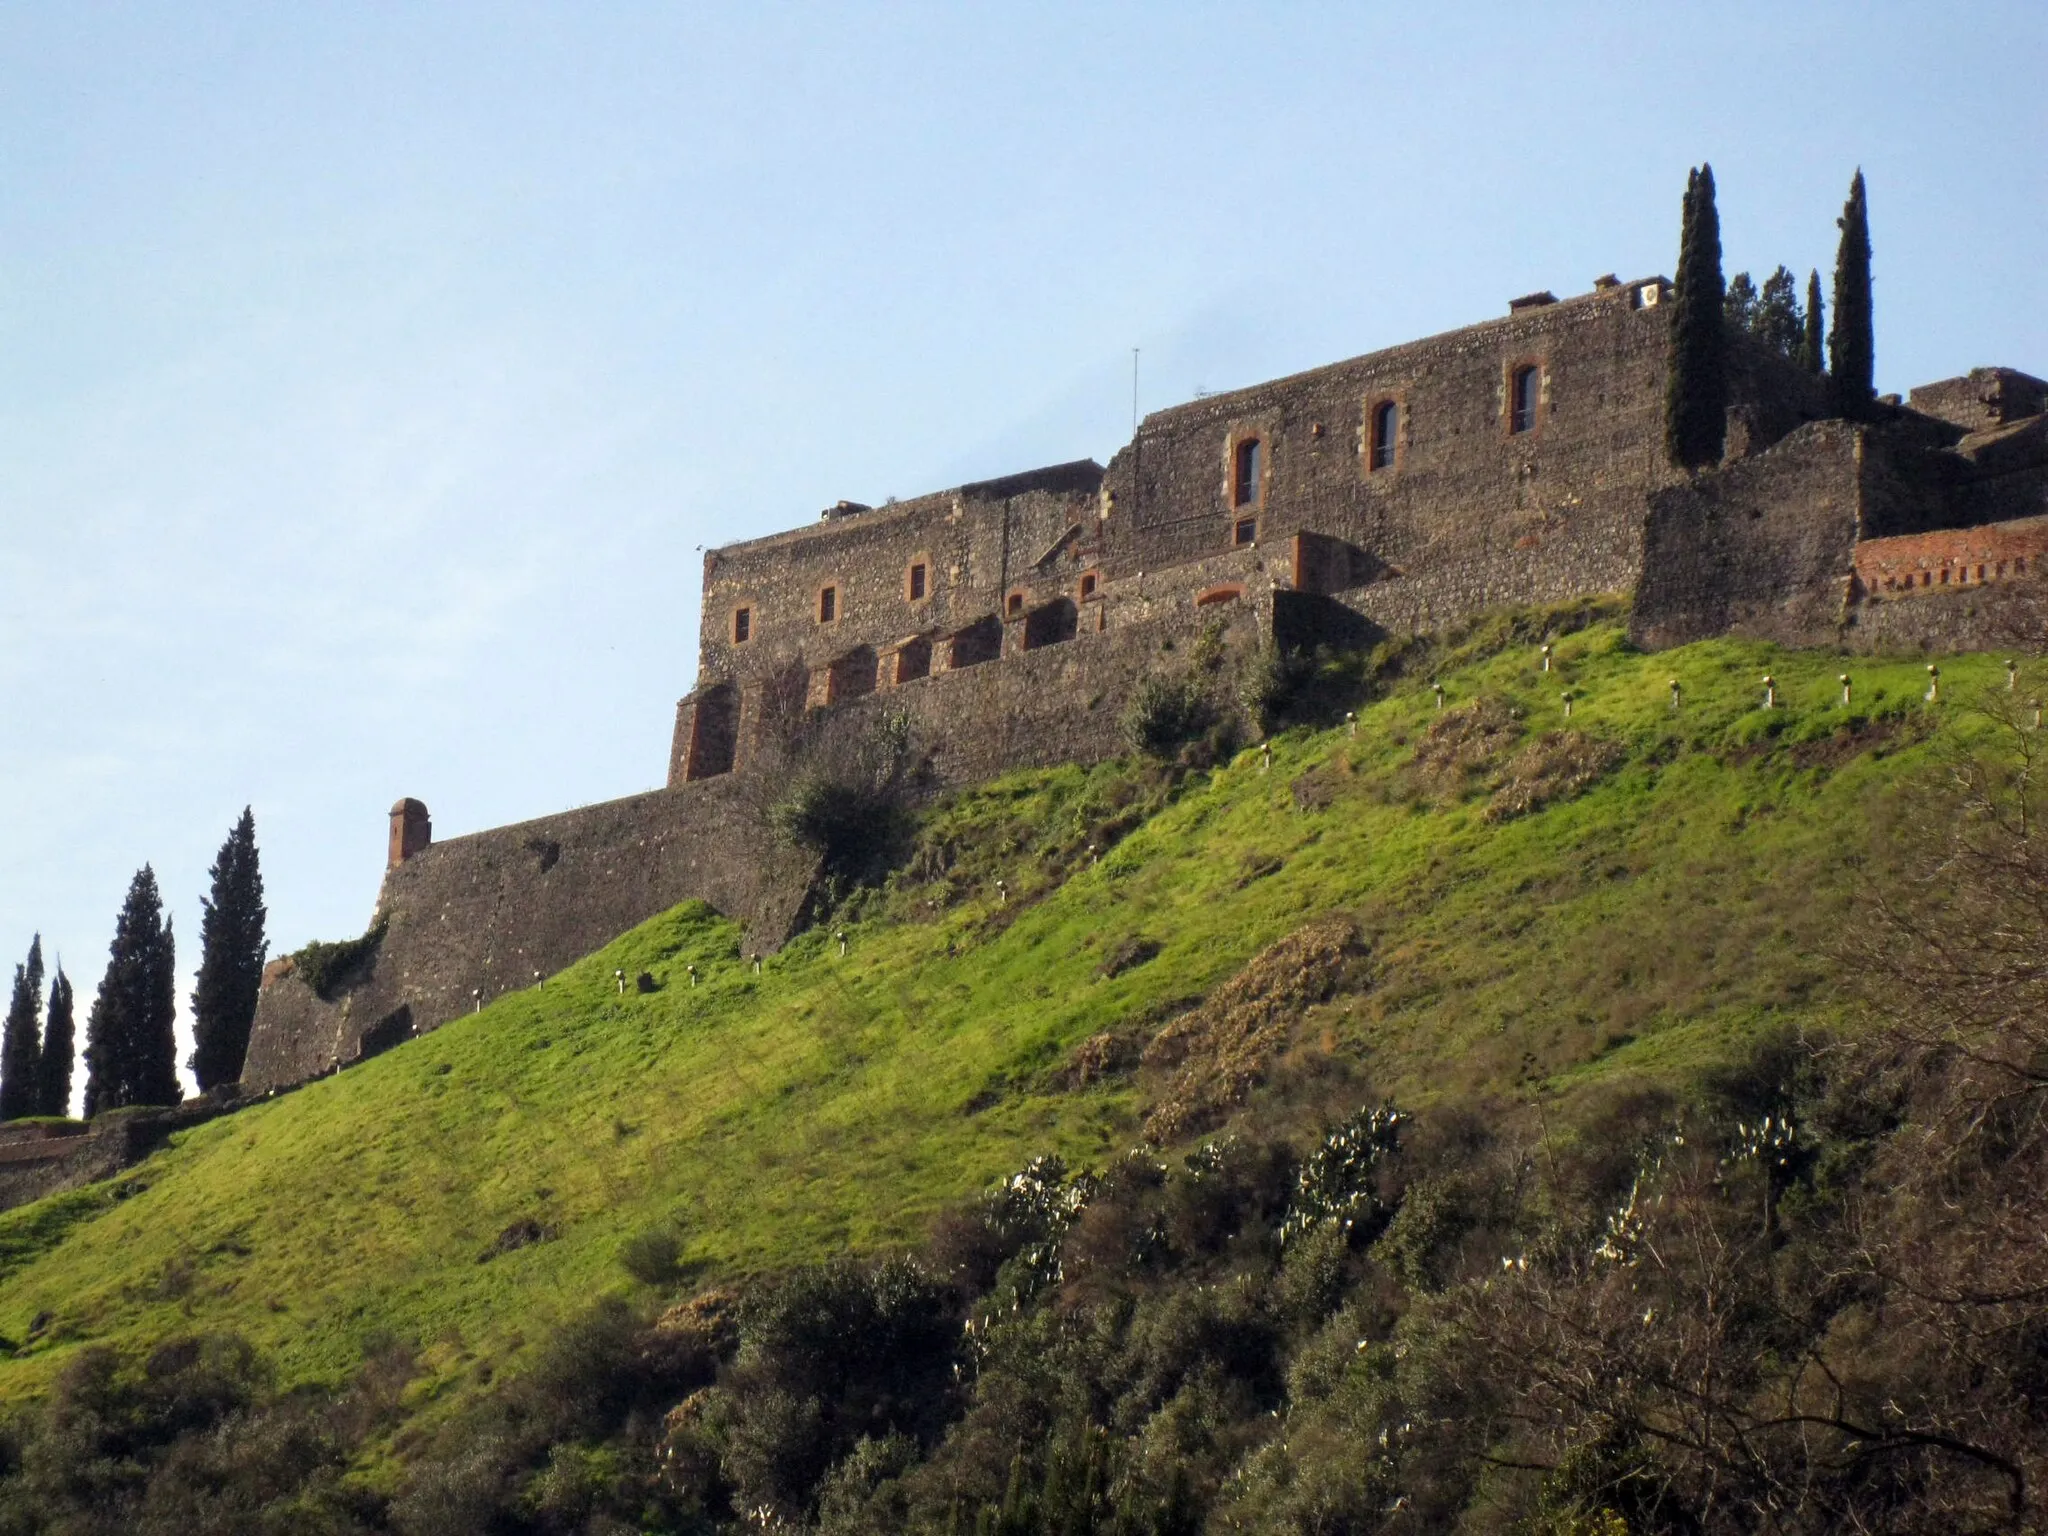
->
[[1135, 274, 1670, 432], [708, 458, 1105, 560]]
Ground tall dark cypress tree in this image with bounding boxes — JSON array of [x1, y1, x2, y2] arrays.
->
[[0, 937, 44, 1120], [1800, 269, 1826, 376], [1829, 170, 1875, 418], [1665, 163, 1727, 469], [190, 808, 267, 1091], [82, 866, 182, 1116], [37, 967, 74, 1119]]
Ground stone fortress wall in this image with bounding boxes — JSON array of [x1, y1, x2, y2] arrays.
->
[[242, 276, 2048, 1095]]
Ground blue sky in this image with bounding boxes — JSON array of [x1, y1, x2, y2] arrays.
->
[[3, 3, 2043, 1103]]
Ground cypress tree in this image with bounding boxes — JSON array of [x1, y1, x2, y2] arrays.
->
[[189, 807, 268, 1091], [37, 967, 75, 1118], [1665, 163, 1727, 469], [0, 937, 44, 1120], [1829, 170, 1875, 418], [82, 866, 183, 1116], [1801, 269, 1826, 375]]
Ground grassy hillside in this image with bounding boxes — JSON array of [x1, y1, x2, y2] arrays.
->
[[0, 616, 2013, 1426]]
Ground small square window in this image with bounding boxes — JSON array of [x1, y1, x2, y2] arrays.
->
[[1006, 592, 1024, 617], [1233, 437, 1262, 507], [1234, 517, 1257, 548], [818, 586, 837, 623], [1079, 572, 1098, 601], [908, 562, 927, 601], [732, 607, 752, 644]]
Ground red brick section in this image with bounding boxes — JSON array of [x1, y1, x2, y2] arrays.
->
[[1853, 514, 2048, 598]]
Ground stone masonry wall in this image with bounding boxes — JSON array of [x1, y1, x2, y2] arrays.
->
[[1631, 421, 1865, 650], [241, 775, 816, 1093]]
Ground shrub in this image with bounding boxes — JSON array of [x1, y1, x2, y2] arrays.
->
[[766, 711, 923, 894], [289, 922, 388, 1001], [1122, 677, 1216, 758], [618, 1223, 685, 1287]]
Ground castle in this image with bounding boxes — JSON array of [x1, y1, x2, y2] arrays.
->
[[238, 270, 2048, 1094]]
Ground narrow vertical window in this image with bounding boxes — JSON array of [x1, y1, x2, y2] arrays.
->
[[1510, 365, 1541, 434], [1369, 400, 1398, 470], [1079, 571, 1098, 601], [818, 586, 837, 623], [1233, 437, 1262, 507], [908, 562, 927, 601], [732, 607, 752, 644], [1007, 592, 1024, 617]]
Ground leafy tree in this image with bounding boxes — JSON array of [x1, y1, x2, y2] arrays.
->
[[189, 807, 267, 1091], [1800, 268, 1825, 375], [37, 965, 75, 1118], [1753, 265, 1803, 358], [1829, 169, 1875, 418], [1664, 163, 1727, 469], [0, 935, 44, 1120], [1722, 270, 1758, 334], [83, 866, 182, 1116]]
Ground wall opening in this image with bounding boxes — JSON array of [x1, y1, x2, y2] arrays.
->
[[732, 606, 753, 644], [684, 683, 739, 780], [1023, 597, 1078, 650], [1006, 591, 1025, 618], [1233, 516, 1258, 548], [1233, 437, 1263, 507], [1078, 571, 1099, 601], [892, 635, 932, 684], [907, 561, 928, 602], [1368, 399, 1399, 471], [818, 585, 838, 623], [827, 645, 879, 703], [948, 615, 1003, 669], [1510, 365, 1541, 434]]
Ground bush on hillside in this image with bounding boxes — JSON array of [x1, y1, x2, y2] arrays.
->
[[1121, 676, 1216, 759]]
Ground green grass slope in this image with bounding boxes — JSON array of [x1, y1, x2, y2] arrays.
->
[[0, 620, 2011, 1421]]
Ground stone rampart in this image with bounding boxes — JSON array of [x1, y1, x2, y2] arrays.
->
[[241, 777, 816, 1093], [1631, 421, 1865, 650]]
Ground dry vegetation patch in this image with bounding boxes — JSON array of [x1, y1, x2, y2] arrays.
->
[[1403, 698, 1521, 803], [1484, 729, 1625, 822], [1141, 916, 1364, 1143]]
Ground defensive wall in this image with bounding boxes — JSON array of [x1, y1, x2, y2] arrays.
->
[[242, 275, 2048, 1094]]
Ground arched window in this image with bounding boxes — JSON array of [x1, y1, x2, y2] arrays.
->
[[1233, 437, 1262, 507], [1510, 365, 1541, 434], [1368, 400, 1399, 470]]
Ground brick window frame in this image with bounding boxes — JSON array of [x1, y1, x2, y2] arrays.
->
[[1005, 590, 1026, 619], [905, 555, 932, 603], [1226, 429, 1269, 511], [1504, 358, 1547, 438], [1364, 394, 1406, 476], [1078, 570, 1100, 602], [1233, 515, 1258, 548], [816, 582, 841, 625], [731, 605, 754, 645]]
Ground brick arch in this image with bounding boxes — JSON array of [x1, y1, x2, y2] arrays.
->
[[1195, 583, 1245, 608]]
